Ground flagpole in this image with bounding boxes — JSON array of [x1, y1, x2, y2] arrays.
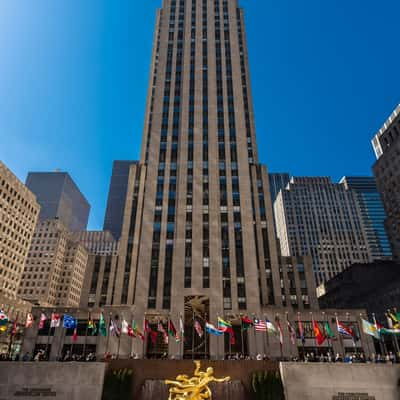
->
[[391, 309, 400, 354], [117, 314, 121, 359], [226, 314, 232, 357], [83, 310, 89, 359], [106, 312, 111, 355], [360, 313, 372, 358], [57, 315, 66, 361], [192, 311, 195, 360], [252, 313, 257, 359], [388, 309, 400, 355], [204, 313, 208, 359], [8, 311, 19, 359], [323, 311, 331, 355], [262, 314, 267, 358], [335, 313, 345, 358], [179, 313, 184, 359], [142, 314, 146, 359], [240, 314, 244, 357], [45, 310, 52, 360], [311, 312, 319, 358], [130, 312, 134, 358], [167, 313, 170, 359]]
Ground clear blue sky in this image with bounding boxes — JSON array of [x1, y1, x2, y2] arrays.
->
[[1, 0, 399, 230]]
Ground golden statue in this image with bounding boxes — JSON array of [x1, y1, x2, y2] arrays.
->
[[165, 360, 230, 399]]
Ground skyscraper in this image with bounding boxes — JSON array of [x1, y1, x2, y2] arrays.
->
[[372, 104, 400, 260], [274, 177, 371, 285], [269, 173, 290, 205], [340, 176, 392, 260], [0, 161, 40, 298], [114, 0, 282, 335], [26, 171, 90, 232], [103, 161, 137, 240]]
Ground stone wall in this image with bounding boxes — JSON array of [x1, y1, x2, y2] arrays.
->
[[280, 362, 400, 400], [0, 362, 106, 400]]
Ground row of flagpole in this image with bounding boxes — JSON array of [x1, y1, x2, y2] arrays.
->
[[2, 308, 400, 358]]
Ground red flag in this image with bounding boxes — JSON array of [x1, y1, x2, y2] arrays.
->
[[11, 316, 18, 337], [144, 318, 158, 344], [38, 313, 47, 330], [313, 319, 326, 345]]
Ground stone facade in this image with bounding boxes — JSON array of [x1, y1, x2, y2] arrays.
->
[[372, 104, 400, 261], [0, 161, 40, 299]]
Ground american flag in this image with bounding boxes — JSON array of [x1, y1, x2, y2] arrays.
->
[[253, 318, 267, 332]]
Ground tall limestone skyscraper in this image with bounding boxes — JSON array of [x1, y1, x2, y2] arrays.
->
[[115, 0, 281, 336]]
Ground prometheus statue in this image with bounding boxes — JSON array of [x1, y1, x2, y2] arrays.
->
[[165, 360, 231, 399]]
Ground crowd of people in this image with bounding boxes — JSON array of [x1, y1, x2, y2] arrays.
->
[[1, 350, 399, 364]]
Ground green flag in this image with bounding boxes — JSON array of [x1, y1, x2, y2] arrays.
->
[[323, 322, 335, 338], [99, 313, 107, 337]]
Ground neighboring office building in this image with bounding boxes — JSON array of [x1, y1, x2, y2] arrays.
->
[[103, 161, 137, 240], [274, 177, 371, 285], [318, 260, 400, 323], [69, 230, 118, 256], [18, 219, 88, 307], [26, 171, 90, 231], [340, 176, 392, 260], [269, 173, 290, 205], [0, 161, 40, 298], [72, 230, 119, 308], [372, 104, 400, 260]]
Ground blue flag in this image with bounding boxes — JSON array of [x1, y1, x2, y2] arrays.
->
[[63, 314, 77, 329]]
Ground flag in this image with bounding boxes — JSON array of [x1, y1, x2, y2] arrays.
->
[[0, 310, 8, 329], [205, 322, 224, 336], [50, 313, 61, 328], [336, 319, 354, 338], [38, 313, 47, 330], [132, 320, 145, 341], [121, 319, 130, 335], [144, 319, 158, 344], [313, 320, 326, 345], [25, 313, 34, 328], [88, 316, 97, 335], [11, 316, 18, 337], [99, 313, 107, 337], [362, 319, 380, 340], [287, 319, 296, 345], [217, 317, 232, 330], [179, 315, 185, 336], [157, 321, 168, 344], [379, 327, 400, 336], [323, 322, 335, 339], [275, 317, 284, 346], [72, 320, 78, 342], [0, 310, 7, 333], [297, 316, 305, 344], [254, 318, 267, 332], [265, 318, 278, 335], [194, 320, 204, 338], [63, 314, 77, 329], [218, 318, 235, 345], [169, 320, 180, 342], [241, 316, 253, 331], [110, 319, 121, 337], [388, 311, 400, 328], [120, 320, 135, 337]]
